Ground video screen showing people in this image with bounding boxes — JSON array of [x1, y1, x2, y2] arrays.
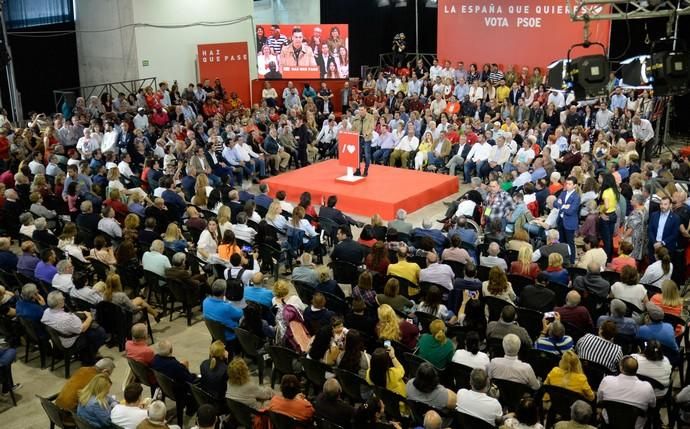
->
[[256, 24, 349, 79]]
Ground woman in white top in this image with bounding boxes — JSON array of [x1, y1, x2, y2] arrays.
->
[[610, 265, 648, 311], [451, 331, 490, 369], [257, 44, 278, 76], [106, 167, 150, 202], [197, 219, 220, 261], [265, 201, 288, 232], [639, 246, 674, 287], [290, 206, 319, 250], [58, 222, 89, 263], [261, 81, 278, 107], [633, 340, 672, 396]]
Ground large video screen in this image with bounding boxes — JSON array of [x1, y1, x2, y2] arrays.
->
[[256, 24, 349, 79]]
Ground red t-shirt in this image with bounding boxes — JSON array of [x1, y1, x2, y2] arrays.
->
[[125, 340, 155, 365]]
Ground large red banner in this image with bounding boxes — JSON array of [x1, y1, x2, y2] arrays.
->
[[437, 0, 611, 72], [197, 42, 250, 107]]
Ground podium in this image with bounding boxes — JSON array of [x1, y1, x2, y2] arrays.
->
[[336, 131, 366, 183]]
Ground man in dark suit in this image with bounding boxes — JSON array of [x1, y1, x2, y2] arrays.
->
[[647, 196, 680, 260], [150, 339, 197, 416], [319, 195, 363, 227], [411, 219, 449, 255], [555, 176, 581, 264], [330, 226, 366, 266]]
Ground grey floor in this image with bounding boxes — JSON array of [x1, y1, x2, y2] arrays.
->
[[0, 178, 467, 429]]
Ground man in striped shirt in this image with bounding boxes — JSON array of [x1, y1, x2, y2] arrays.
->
[[267, 25, 289, 55], [574, 319, 623, 373]]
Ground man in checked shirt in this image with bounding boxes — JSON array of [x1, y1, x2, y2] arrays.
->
[[483, 180, 514, 229]]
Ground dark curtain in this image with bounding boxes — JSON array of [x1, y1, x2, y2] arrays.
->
[[1, 22, 79, 115], [320, 0, 436, 77], [4, 0, 74, 29]]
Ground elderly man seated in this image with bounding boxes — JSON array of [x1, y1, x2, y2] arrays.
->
[[554, 400, 596, 429], [142, 240, 171, 278], [554, 290, 594, 333], [532, 229, 571, 270], [40, 291, 106, 364], [479, 242, 507, 271], [486, 305, 533, 349], [455, 368, 503, 426], [138, 400, 181, 429], [202, 279, 243, 349], [52, 259, 76, 293], [420, 252, 454, 291], [125, 323, 155, 366], [597, 298, 638, 337], [150, 340, 198, 417], [411, 219, 449, 255], [487, 333, 541, 391], [54, 357, 115, 412]]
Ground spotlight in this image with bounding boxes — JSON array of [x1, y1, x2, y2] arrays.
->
[[547, 59, 570, 90], [425, 0, 438, 7], [649, 38, 689, 96], [620, 55, 651, 87], [565, 42, 609, 99]]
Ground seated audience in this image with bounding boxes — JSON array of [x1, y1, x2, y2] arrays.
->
[[226, 357, 273, 409], [544, 350, 595, 401], [487, 333, 541, 391], [455, 368, 503, 426]]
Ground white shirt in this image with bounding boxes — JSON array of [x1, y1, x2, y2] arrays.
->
[[76, 136, 99, 157], [52, 273, 75, 293], [513, 171, 533, 188], [232, 223, 257, 244], [547, 91, 565, 109], [456, 389, 502, 426], [395, 135, 419, 152], [142, 251, 171, 277], [466, 142, 491, 163], [29, 159, 46, 175], [598, 374, 656, 429], [197, 229, 218, 260], [133, 113, 149, 130], [98, 217, 122, 238], [632, 353, 672, 395], [110, 404, 148, 429], [633, 118, 654, 143], [279, 201, 294, 213], [118, 160, 135, 179], [429, 65, 443, 81], [639, 260, 673, 287], [452, 349, 490, 369]]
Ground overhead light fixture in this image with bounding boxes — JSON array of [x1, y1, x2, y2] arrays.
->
[[547, 59, 570, 90], [425, 0, 438, 7], [649, 38, 689, 96], [620, 55, 651, 87], [565, 42, 609, 99]]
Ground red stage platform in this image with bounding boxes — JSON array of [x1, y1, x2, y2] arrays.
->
[[262, 160, 459, 220]]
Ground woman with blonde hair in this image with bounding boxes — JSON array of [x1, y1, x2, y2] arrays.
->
[[266, 200, 288, 231], [122, 213, 140, 242], [650, 279, 683, 317], [226, 357, 273, 408], [509, 246, 540, 280], [103, 272, 159, 321], [76, 373, 117, 428], [376, 303, 419, 350], [290, 206, 319, 251], [162, 223, 189, 252], [416, 319, 455, 369], [200, 340, 229, 398], [217, 205, 233, 237], [482, 266, 516, 304], [414, 131, 434, 171], [544, 350, 595, 401], [194, 173, 211, 208], [542, 253, 569, 285]]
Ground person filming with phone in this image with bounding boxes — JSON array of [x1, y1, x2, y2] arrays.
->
[[534, 312, 574, 354]]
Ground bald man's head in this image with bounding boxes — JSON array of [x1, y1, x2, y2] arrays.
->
[[587, 261, 601, 274], [620, 355, 638, 376], [423, 410, 442, 429], [565, 291, 581, 307]]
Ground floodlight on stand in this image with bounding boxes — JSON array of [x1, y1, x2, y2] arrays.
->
[[546, 59, 570, 90], [565, 41, 609, 99], [620, 55, 651, 87], [649, 37, 689, 96]]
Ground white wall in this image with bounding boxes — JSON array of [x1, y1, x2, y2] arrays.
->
[[253, 0, 320, 25], [76, 0, 255, 87], [133, 0, 255, 86], [76, 0, 139, 87]]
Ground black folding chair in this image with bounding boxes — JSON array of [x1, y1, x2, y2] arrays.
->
[[414, 311, 440, 334], [322, 290, 349, 316], [330, 260, 359, 286], [189, 383, 229, 414], [151, 369, 185, 425], [507, 273, 533, 296], [18, 317, 51, 369], [516, 307, 544, 341], [580, 359, 613, 390], [293, 281, 316, 305], [166, 278, 198, 326], [447, 361, 473, 391], [300, 356, 331, 396], [483, 296, 513, 322], [225, 397, 262, 428], [204, 318, 230, 345], [599, 400, 644, 429], [455, 410, 496, 428], [526, 349, 561, 381], [374, 386, 408, 424], [45, 326, 82, 378], [128, 358, 156, 396], [267, 345, 300, 388], [540, 385, 588, 428], [38, 393, 74, 429], [95, 301, 133, 351], [334, 367, 370, 404], [492, 378, 535, 412], [442, 260, 465, 278], [268, 411, 305, 429], [234, 327, 269, 384]]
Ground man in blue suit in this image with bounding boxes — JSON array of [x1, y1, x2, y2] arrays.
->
[[555, 176, 580, 264], [648, 196, 680, 260]]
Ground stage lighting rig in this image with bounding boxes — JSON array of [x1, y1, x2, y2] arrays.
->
[[565, 41, 610, 99], [649, 38, 689, 96]]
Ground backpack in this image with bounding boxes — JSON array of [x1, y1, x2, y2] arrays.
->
[[225, 268, 246, 301]]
